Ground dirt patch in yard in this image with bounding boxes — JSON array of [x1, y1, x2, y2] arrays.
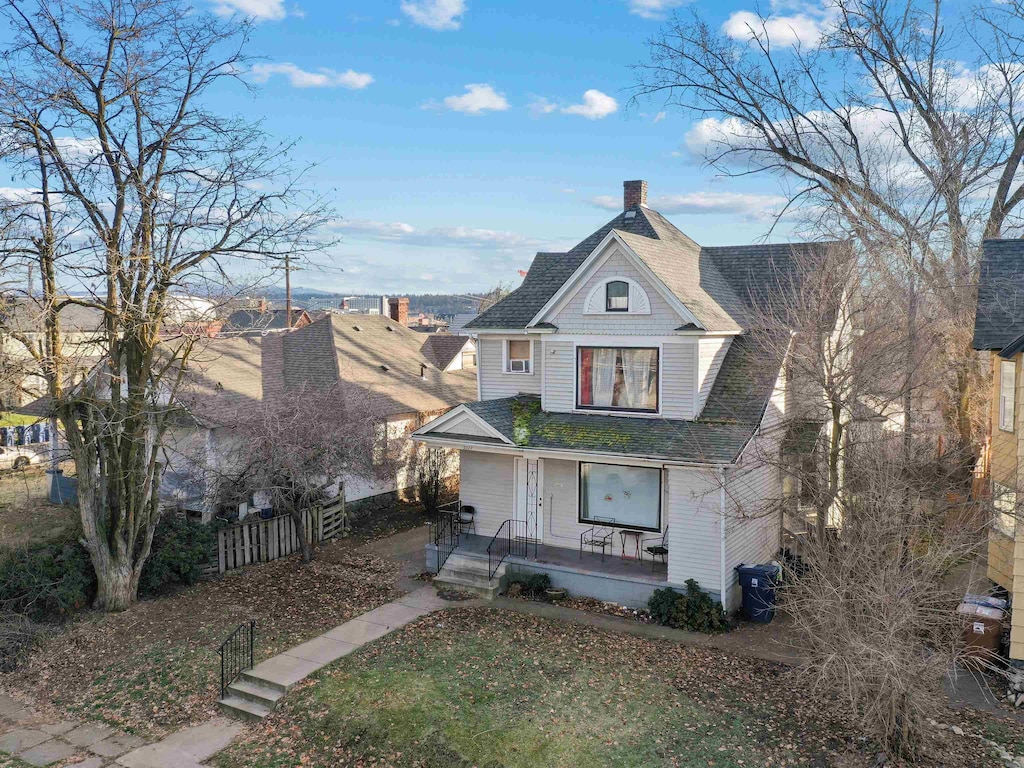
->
[[1, 537, 400, 739], [214, 607, 1024, 768]]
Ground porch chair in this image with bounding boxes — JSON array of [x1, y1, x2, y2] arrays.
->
[[454, 505, 476, 536], [642, 526, 669, 570], [580, 517, 616, 561]]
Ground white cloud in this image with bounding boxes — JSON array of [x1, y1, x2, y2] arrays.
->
[[588, 190, 786, 220], [528, 97, 559, 116], [559, 188, 576, 194], [627, 0, 690, 20], [249, 63, 373, 89], [653, 111, 667, 124], [722, 5, 834, 48], [332, 218, 548, 251], [400, 0, 466, 30], [561, 90, 618, 120], [210, 0, 287, 21], [438, 83, 509, 114]]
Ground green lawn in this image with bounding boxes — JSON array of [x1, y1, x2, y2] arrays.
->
[[0, 412, 40, 427], [213, 609, 878, 768]]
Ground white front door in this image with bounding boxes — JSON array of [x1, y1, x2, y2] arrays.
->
[[513, 457, 543, 541]]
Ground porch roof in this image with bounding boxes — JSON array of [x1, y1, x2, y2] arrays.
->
[[458, 395, 755, 465]]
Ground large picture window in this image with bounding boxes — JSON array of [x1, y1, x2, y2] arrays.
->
[[579, 462, 661, 531], [577, 347, 658, 412]]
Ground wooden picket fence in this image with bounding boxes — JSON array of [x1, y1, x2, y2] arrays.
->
[[215, 497, 349, 575]]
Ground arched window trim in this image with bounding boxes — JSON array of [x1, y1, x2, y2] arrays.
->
[[582, 276, 652, 315]]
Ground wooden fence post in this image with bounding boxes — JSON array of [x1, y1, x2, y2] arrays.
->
[[218, 528, 226, 575]]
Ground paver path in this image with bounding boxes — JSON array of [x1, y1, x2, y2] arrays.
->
[[0, 692, 241, 768]]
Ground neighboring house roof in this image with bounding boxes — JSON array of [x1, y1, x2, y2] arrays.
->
[[465, 205, 839, 332], [425, 333, 786, 465], [973, 238, 1024, 351], [449, 313, 479, 334], [223, 308, 310, 334], [422, 334, 472, 370], [277, 314, 477, 415], [0, 297, 104, 334], [176, 337, 265, 425]]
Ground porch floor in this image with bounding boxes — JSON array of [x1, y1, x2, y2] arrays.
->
[[453, 533, 669, 584]]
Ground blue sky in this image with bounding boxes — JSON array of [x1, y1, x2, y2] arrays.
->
[[216, 0, 832, 295]]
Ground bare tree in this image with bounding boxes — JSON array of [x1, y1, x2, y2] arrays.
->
[[0, 0, 331, 609], [635, 0, 1024, 457], [477, 282, 513, 313], [224, 382, 399, 563], [413, 447, 457, 513]]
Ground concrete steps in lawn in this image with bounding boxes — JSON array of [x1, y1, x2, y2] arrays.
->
[[434, 551, 506, 599], [217, 674, 286, 721]]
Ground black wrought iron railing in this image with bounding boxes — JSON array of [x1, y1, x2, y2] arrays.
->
[[218, 620, 256, 698], [487, 519, 538, 579], [433, 500, 461, 572]]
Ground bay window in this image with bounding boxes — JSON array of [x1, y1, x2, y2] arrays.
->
[[577, 346, 658, 412], [579, 462, 662, 531]]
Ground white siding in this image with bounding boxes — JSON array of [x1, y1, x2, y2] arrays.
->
[[697, 336, 730, 415], [666, 467, 723, 594], [549, 247, 684, 334], [542, 339, 575, 412], [434, 414, 492, 438], [478, 337, 541, 400], [662, 341, 696, 419], [459, 450, 516, 537], [542, 458, 585, 548], [722, 429, 783, 611]]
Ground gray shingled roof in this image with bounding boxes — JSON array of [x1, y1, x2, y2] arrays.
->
[[442, 333, 784, 464], [465, 204, 839, 333], [974, 239, 1024, 351], [422, 334, 471, 370]]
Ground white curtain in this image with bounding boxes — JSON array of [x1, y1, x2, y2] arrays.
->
[[620, 349, 656, 410], [592, 348, 617, 407]]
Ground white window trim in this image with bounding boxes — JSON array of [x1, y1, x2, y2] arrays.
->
[[571, 340, 663, 417], [1000, 359, 1016, 432], [503, 338, 535, 375], [582, 275, 652, 316], [994, 481, 1017, 537]]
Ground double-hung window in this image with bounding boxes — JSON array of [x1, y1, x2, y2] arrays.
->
[[1000, 360, 1016, 432], [577, 346, 658, 412], [605, 280, 629, 312], [579, 462, 662, 531], [506, 340, 531, 373], [994, 482, 1017, 536]]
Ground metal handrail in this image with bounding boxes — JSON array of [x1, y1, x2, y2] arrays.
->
[[486, 519, 537, 579], [433, 500, 461, 572], [218, 620, 256, 698]]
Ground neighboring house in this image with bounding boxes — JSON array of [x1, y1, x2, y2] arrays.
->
[[449, 313, 478, 335], [972, 238, 1024, 659], [422, 334, 478, 372], [163, 312, 477, 519], [0, 297, 105, 407], [414, 180, 838, 610]]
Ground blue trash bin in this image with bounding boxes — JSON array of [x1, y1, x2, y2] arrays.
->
[[736, 563, 781, 623]]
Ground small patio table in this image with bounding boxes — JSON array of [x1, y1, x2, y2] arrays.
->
[[619, 529, 643, 561]]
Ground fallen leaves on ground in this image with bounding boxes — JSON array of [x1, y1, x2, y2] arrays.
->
[[2, 539, 400, 738]]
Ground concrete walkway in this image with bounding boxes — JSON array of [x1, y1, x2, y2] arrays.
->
[[0, 692, 240, 768], [218, 585, 452, 719]]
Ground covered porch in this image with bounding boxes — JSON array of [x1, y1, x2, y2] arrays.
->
[[426, 528, 671, 608]]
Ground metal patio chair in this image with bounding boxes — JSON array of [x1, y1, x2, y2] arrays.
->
[[642, 526, 669, 569], [580, 517, 616, 561]]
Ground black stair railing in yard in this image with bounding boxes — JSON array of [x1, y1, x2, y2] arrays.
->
[[433, 500, 461, 572], [487, 519, 538, 579], [218, 620, 256, 698]]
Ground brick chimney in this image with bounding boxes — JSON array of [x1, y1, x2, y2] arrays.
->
[[623, 180, 648, 210], [388, 297, 409, 326]]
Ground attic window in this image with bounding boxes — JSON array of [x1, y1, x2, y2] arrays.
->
[[624, 210, 637, 219], [606, 281, 629, 312]]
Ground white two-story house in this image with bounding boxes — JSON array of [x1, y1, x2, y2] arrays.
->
[[414, 180, 837, 610]]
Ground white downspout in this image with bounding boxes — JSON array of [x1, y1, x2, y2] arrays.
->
[[719, 467, 727, 610]]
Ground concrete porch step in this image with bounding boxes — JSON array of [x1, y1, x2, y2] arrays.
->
[[226, 678, 283, 708], [217, 694, 271, 722], [434, 574, 502, 599]]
